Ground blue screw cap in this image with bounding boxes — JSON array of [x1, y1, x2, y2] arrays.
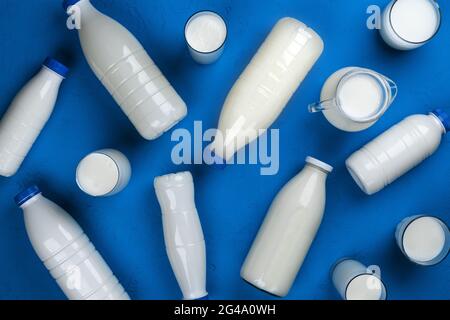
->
[[63, 0, 82, 11], [43, 57, 69, 78], [431, 109, 450, 133], [15, 185, 41, 207]]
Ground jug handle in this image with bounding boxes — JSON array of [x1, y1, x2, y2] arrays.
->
[[308, 98, 337, 113], [385, 77, 398, 102]]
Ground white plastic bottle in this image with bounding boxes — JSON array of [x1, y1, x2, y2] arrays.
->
[[346, 109, 449, 195], [241, 157, 333, 297], [154, 172, 207, 300], [210, 18, 323, 161], [16, 186, 130, 300], [0, 58, 68, 177], [64, 0, 187, 140]]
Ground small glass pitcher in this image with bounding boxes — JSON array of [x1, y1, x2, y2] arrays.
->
[[309, 67, 398, 132]]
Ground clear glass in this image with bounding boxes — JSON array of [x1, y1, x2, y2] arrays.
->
[[331, 259, 387, 300], [396, 215, 449, 266], [184, 11, 227, 65]]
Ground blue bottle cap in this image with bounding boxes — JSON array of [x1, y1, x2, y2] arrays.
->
[[431, 109, 450, 133], [63, 0, 82, 11], [43, 57, 69, 78], [14, 185, 41, 207]]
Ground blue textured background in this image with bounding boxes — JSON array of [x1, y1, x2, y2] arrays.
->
[[0, 0, 449, 300]]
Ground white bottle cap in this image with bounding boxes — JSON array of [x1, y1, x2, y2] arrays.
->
[[306, 156, 333, 173], [76, 152, 120, 197]]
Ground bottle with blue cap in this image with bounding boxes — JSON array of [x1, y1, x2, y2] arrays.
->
[[15, 185, 130, 300], [346, 109, 450, 195], [63, 0, 187, 140], [0, 58, 68, 177]]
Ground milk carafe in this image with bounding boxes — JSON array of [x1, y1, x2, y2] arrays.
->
[[154, 172, 208, 300], [210, 18, 323, 161], [64, 0, 187, 140], [0, 58, 68, 177], [346, 109, 449, 195], [309, 67, 397, 132], [16, 186, 130, 300], [241, 157, 332, 297]]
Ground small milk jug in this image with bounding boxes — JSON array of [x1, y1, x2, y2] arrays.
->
[[346, 109, 449, 195], [210, 18, 323, 161], [16, 186, 130, 300], [0, 58, 68, 177], [154, 172, 208, 300], [241, 157, 332, 297], [64, 0, 187, 140], [309, 67, 397, 132]]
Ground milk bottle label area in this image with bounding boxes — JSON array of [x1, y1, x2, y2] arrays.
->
[[0, 0, 449, 306]]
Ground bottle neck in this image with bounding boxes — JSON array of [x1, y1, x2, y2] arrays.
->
[[304, 164, 330, 180], [40, 66, 64, 83], [75, 0, 99, 20], [20, 194, 43, 210], [429, 113, 447, 135]]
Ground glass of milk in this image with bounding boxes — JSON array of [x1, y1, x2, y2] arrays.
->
[[185, 11, 227, 64], [396, 215, 449, 266], [332, 259, 387, 300], [380, 0, 441, 50], [76, 149, 131, 197], [309, 67, 397, 132]]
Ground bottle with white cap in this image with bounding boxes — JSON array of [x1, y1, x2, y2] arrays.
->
[[154, 171, 208, 300], [0, 58, 68, 177], [15, 186, 130, 300], [63, 0, 187, 140], [346, 109, 449, 195], [241, 157, 333, 297]]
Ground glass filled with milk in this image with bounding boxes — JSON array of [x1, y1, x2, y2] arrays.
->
[[396, 215, 449, 266], [380, 0, 441, 51], [309, 67, 397, 132], [332, 259, 387, 300], [185, 11, 227, 64]]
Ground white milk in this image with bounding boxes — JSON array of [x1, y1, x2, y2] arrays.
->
[[0, 58, 67, 177], [154, 172, 207, 300], [396, 216, 449, 265], [185, 11, 227, 64], [241, 157, 332, 297], [16, 186, 130, 300], [332, 259, 386, 301], [380, 0, 440, 50], [346, 274, 385, 300], [346, 110, 449, 195], [312, 67, 396, 132], [76, 149, 131, 197], [65, 0, 187, 140], [211, 18, 323, 161]]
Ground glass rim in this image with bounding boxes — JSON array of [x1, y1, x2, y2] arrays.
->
[[388, 0, 442, 45], [344, 273, 387, 301], [76, 151, 121, 196], [400, 215, 450, 266], [335, 68, 392, 123], [184, 10, 228, 54]]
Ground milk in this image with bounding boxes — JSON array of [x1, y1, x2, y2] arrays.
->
[[332, 259, 386, 301], [396, 216, 449, 265], [346, 109, 449, 195], [154, 172, 208, 300], [185, 11, 227, 64], [241, 157, 332, 297], [311, 67, 397, 132], [16, 186, 130, 300], [64, 0, 187, 140], [0, 58, 67, 177], [76, 149, 131, 197], [211, 18, 323, 161], [380, 0, 441, 50]]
